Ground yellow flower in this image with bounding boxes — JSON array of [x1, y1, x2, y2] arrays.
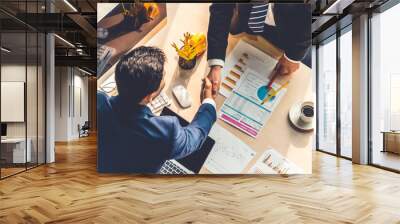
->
[[172, 32, 207, 61]]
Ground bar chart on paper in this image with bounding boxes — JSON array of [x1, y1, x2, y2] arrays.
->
[[248, 149, 303, 174], [219, 40, 278, 97]]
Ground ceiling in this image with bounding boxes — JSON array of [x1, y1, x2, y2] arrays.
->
[[1, 32, 45, 64], [0, 0, 97, 75], [309, 0, 390, 43]]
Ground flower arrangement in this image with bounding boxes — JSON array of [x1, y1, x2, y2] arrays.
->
[[171, 32, 207, 61]]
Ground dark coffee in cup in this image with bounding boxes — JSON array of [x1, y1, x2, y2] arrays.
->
[[299, 102, 314, 123], [301, 105, 314, 118]]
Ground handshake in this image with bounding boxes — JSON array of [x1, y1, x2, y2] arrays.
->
[[202, 65, 222, 101]]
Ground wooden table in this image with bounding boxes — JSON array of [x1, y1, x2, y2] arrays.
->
[[98, 3, 313, 174]]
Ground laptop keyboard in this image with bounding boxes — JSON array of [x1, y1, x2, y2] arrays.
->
[[147, 92, 171, 113], [159, 160, 190, 174], [97, 45, 115, 74]]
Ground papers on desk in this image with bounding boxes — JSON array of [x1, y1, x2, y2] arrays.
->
[[204, 123, 256, 174], [219, 40, 278, 97], [220, 68, 287, 138], [218, 40, 287, 138], [248, 149, 303, 175]]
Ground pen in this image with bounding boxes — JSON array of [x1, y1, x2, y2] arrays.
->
[[261, 94, 274, 105], [266, 66, 280, 90], [261, 81, 290, 105]]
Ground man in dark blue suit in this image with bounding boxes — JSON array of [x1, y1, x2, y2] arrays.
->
[[206, 3, 311, 97], [97, 46, 217, 173]]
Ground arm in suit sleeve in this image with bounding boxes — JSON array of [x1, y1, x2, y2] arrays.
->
[[169, 103, 217, 160], [275, 4, 312, 61], [207, 3, 235, 65]]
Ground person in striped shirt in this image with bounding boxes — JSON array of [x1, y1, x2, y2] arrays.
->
[[206, 3, 311, 97]]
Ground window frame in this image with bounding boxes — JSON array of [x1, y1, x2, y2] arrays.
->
[[0, 0, 48, 180], [367, 0, 400, 173], [315, 24, 353, 161]]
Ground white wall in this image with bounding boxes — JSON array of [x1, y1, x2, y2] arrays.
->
[[55, 67, 89, 141], [72, 73, 89, 138], [55, 66, 69, 141], [1, 65, 26, 139]]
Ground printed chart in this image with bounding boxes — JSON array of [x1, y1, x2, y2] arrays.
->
[[218, 39, 288, 138], [219, 40, 278, 97], [248, 149, 303, 174], [220, 69, 287, 138]]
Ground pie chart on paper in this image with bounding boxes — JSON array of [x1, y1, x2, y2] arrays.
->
[[257, 86, 275, 102]]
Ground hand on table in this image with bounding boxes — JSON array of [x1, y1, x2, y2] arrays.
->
[[207, 65, 222, 98]]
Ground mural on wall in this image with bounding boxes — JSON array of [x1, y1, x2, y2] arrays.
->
[[96, 3, 313, 175]]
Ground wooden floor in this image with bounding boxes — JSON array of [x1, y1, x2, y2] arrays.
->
[[372, 150, 400, 171], [1, 167, 26, 178], [1, 135, 400, 224]]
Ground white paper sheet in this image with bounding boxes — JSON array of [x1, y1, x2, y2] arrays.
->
[[248, 149, 303, 174], [204, 123, 256, 174], [219, 40, 278, 97], [219, 68, 287, 138]]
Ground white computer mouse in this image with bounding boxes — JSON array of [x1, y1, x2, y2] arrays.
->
[[172, 85, 192, 108]]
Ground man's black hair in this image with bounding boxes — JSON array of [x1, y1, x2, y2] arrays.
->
[[115, 46, 166, 104]]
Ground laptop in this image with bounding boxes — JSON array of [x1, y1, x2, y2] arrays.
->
[[158, 107, 215, 174]]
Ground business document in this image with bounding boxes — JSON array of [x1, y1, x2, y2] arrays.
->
[[220, 68, 287, 138], [204, 123, 256, 174]]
